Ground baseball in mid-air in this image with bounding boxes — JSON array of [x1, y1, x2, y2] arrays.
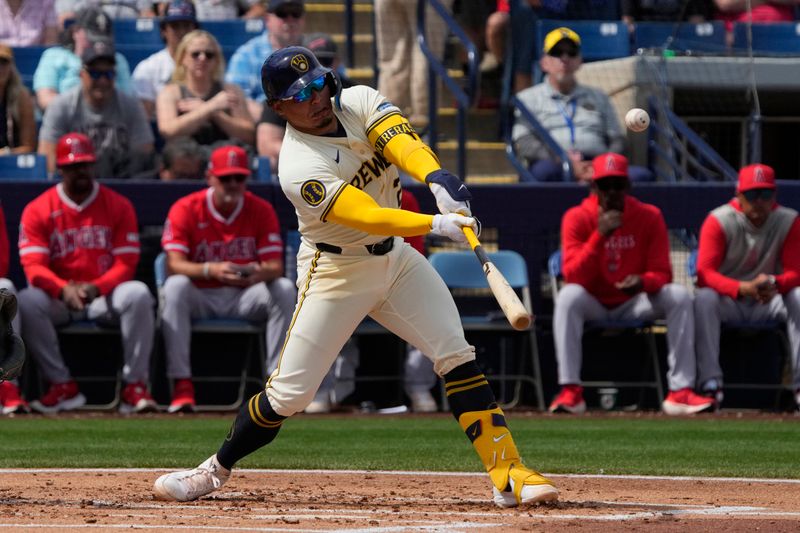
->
[[625, 108, 650, 132]]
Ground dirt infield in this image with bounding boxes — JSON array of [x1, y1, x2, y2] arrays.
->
[[1, 468, 798, 532]]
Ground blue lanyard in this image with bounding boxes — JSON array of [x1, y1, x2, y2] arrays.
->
[[555, 98, 577, 148]]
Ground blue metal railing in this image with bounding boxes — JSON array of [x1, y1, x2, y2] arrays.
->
[[416, 0, 478, 179], [504, 96, 572, 182], [647, 96, 737, 182]]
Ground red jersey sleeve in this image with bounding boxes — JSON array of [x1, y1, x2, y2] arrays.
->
[[254, 198, 283, 262], [0, 207, 9, 278], [19, 198, 68, 298], [777, 216, 800, 292], [91, 194, 139, 295], [640, 208, 671, 293], [696, 214, 739, 298], [162, 198, 193, 256], [401, 190, 425, 255], [561, 207, 606, 285]]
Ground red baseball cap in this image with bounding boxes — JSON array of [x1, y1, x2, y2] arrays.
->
[[208, 145, 252, 177], [56, 132, 96, 166], [737, 164, 775, 192], [592, 152, 628, 180]]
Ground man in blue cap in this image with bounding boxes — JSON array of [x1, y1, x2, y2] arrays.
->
[[132, 0, 199, 118]]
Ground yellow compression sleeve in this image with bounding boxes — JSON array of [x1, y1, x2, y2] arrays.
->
[[366, 112, 440, 183], [326, 184, 434, 236]]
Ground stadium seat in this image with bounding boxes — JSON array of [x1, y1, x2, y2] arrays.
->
[[116, 44, 162, 71], [12, 46, 48, 90], [112, 18, 163, 47], [547, 250, 665, 407], [732, 22, 800, 55], [254, 156, 273, 182], [632, 21, 727, 54], [536, 20, 631, 62], [200, 19, 265, 48], [687, 249, 793, 406], [153, 252, 267, 411], [429, 250, 545, 410], [0, 154, 48, 180]]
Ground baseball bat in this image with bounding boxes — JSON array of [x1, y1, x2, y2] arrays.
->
[[462, 227, 532, 331]]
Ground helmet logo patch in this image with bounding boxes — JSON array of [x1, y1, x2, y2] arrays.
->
[[301, 180, 326, 206], [291, 54, 309, 73]]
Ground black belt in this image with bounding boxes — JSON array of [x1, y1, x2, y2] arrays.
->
[[316, 237, 394, 256]]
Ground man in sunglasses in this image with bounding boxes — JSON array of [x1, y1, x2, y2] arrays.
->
[[694, 164, 800, 410], [159, 144, 296, 413], [551, 152, 713, 415], [512, 27, 652, 182], [38, 36, 154, 178], [226, 0, 306, 119]]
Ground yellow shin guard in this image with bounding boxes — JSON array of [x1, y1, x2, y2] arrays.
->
[[459, 407, 522, 491]]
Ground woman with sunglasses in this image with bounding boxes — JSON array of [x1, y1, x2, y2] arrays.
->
[[157, 30, 255, 148], [0, 45, 36, 155]]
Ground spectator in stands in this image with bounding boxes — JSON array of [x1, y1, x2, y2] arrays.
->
[[305, 190, 439, 414], [0, 201, 27, 415], [485, 0, 540, 93], [226, 0, 305, 120], [55, 0, 155, 27], [256, 32, 352, 174], [157, 30, 254, 149], [159, 136, 206, 180], [39, 37, 155, 178], [512, 27, 653, 182], [181, 0, 266, 21], [132, 0, 199, 119], [34, 6, 133, 111], [694, 164, 800, 410], [375, 0, 452, 133], [159, 144, 296, 412], [622, 0, 713, 32], [0, 0, 58, 47], [550, 153, 714, 416], [0, 45, 36, 154], [714, 0, 795, 46], [18, 132, 157, 415]]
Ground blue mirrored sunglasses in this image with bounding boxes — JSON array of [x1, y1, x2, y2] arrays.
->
[[742, 188, 775, 202], [85, 69, 116, 80], [284, 75, 326, 103]]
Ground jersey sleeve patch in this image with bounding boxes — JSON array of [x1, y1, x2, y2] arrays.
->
[[301, 180, 327, 206], [377, 101, 394, 112]]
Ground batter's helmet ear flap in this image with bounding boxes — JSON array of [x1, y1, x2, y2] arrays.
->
[[326, 71, 343, 110]]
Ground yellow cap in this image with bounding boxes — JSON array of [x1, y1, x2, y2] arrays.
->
[[0, 44, 13, 61], [542, 27, 581, 54]]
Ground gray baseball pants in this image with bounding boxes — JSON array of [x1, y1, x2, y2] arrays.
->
[[553, 283, 696, 391], [694, 287, 800, 389], [18, 281, 155, 384], [160, 275, 297, 379]]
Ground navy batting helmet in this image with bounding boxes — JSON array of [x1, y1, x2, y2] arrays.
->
[[261, 46, 340, 104]]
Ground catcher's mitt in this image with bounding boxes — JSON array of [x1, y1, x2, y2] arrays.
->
[[0, 289, 25, 382]]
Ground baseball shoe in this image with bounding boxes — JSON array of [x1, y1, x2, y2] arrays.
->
[[304, 390, 331, 414], [701, 378, 724, 407], [154, 454, 230, 502], [0, 381, 30, 415], [168, 379, 196, 413], [493, 464, 559, 508], [661, 388, 715, 415], [409, 390, 437, 413], [119, 382, 158, 414], [548, 385, 586, 414], [30, 380, 86, 414]]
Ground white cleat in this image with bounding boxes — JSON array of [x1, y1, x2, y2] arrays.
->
[[153, 455, 230, 501], [492, 464, 559, 508]]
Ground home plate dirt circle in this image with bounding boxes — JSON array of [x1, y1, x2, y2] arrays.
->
[[0, 469, 798, 531]]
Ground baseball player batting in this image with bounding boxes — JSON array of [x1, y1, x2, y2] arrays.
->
[[154, 46, 558, 507]]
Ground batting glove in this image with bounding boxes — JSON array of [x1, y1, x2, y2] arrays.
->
[[431, 213, 477, 244], [426, 169, 472, 216]]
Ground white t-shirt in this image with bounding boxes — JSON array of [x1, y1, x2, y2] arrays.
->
[[132, 48, 174, 103]]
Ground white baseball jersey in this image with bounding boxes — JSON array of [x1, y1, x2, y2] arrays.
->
[[278, 85, 403, 248]]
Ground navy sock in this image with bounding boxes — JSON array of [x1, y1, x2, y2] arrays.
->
[[216, 391, 286, 470], [443, 360, 497, 420]]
